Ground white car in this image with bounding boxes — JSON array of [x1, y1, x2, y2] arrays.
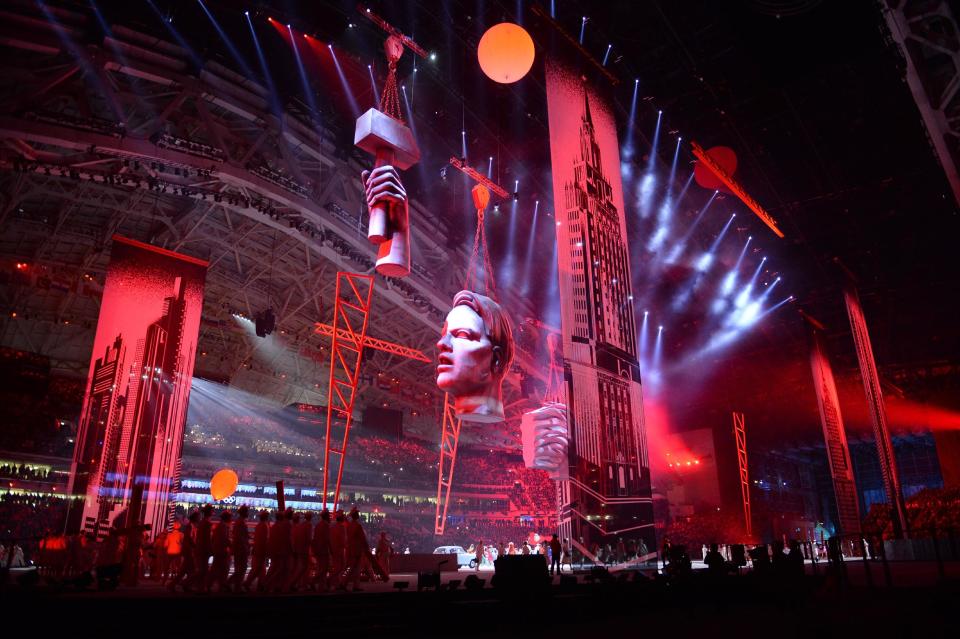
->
[[432, 545, 476, 568]]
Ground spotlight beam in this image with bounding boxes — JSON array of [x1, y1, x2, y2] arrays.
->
[[507, 186, 519, 258], [145, 0, 204, 69], [400, 85, 417, 138], [90, 0, 157, 119], [37, 0, 124, 122], [623, 79, 640, 163], [647, 110, 662, 174], [368, 65, 381, 106], [522, 200, 540, 292], [245, 15, 281, 116], [667, 136, 681, 191], [198, 0, 256, 80], [529, 5, 618, 85], [756, 295, 794, 319], [747, 257, 767, 290], [706, 213, 736, 254], [720, 236, 753, 297], [327, 44, 361, 118], [651, 324, 664, 385], [639, 311, 650, 364], [757, 276, 782, 303], [733, 236, 753, 272], [287, 24, 320, 122], [672, 294, 794, 372], [675, 190, 718, 247]]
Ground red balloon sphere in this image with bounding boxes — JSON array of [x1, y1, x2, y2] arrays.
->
[[694, 146, 738, 191], [477, 22, 535, 84], [210, 468, 239, 501]]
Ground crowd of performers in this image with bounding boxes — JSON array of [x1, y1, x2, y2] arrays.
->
[[31, 504, 392, 593]]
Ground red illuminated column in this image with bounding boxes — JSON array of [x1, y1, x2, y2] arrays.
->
[[808, 323, 861, 538], [843, 283, 908, 538], [733, 412, 752, 540], [321, 273, 375, 511]]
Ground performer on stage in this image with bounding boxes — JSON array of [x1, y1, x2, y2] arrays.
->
[[312, 509, 332, 591], [242, 510, 269, 592], [229, 506, 249, 590]]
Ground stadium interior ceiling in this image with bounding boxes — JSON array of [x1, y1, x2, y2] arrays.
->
[[0, 0, 957, 458]]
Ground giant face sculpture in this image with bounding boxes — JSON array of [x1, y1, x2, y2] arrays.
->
[[521, 402, 569, 480], [436, 290, 514, 423]]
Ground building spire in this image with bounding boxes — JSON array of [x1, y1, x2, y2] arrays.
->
[[582, 83, 593, 127]]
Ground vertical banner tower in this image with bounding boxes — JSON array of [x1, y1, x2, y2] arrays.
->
[[544, 59, 654, 553], [68, 236, 207, 539], [806, 318, 861, 538], [843, 283, 908, 537]]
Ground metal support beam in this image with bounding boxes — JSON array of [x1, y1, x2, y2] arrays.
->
[[322, 272, 375, 511], [313, 322, 430, 362], [448, 156, 509, 199], [807, 318, 861, 538], [434, 393, 462, 535], [882, 1, 960, 206], [691, 141, 784, 238], [733, 411, 752, 540], [842, 282, 908, 538]]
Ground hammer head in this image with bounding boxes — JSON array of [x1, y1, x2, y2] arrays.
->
[[354, 108, 420, 170], [471, 184, 490, 212]]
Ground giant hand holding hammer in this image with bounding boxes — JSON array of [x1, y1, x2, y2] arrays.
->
[[355, 35, 420, 278]]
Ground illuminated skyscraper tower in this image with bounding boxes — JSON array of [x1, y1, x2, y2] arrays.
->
[[126, 276, 192, 533], [71, 278, 193, 537], [553, 85, 653, 552], [68, 236, 206, 540], [68, 335, 125, 533]]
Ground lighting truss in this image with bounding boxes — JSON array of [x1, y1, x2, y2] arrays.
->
[[313, 322, 430, 362], [732, 411, 752, 539], [691, 141, 784, 238], [434, 393, 462, 535], [322, 272, 375, 510], [356, 3, 428, 58], [529, 4, 619, 85], [448, 157, 509, 199]]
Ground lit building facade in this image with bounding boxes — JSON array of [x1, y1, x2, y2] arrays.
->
[[68, 237, 205, 539], [547, 71, 654, 555]]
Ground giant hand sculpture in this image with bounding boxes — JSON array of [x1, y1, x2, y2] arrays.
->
[[521, 402, 569, 480], [360, 165, 410, 277], [436, 290, 514, 423]]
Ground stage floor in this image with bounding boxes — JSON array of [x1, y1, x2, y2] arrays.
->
[[4, 565, 958, 639]]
